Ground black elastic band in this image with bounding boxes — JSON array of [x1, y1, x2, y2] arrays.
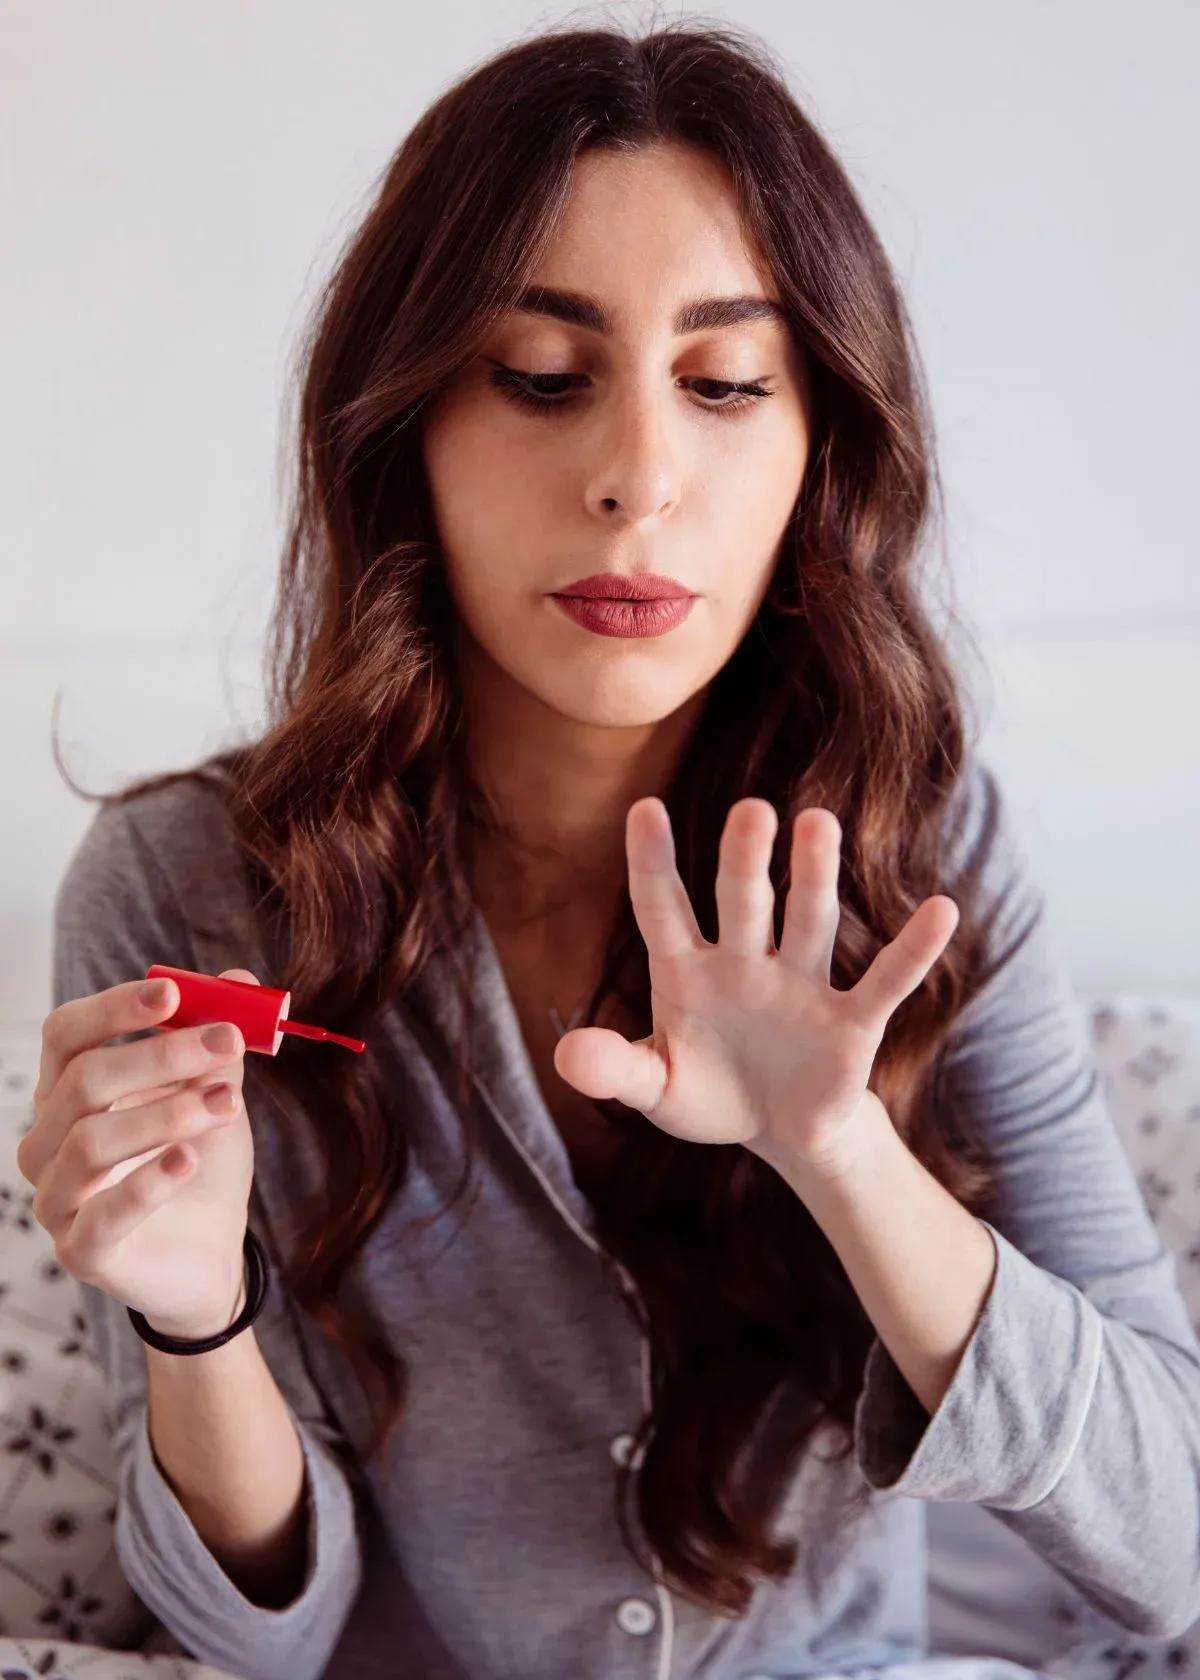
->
[[127, 1226, 270, 1354]]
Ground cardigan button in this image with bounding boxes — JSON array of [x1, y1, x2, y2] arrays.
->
[[615, 1596, 657, 1635]]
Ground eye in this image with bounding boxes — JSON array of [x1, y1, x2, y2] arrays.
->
[[487, 362, 775, 417]]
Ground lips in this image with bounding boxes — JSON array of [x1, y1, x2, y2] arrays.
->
[[552, 572, 697, 601], [551, 594, 697, 639]]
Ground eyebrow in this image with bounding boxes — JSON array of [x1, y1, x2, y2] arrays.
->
[[512, 285, 789, 337]]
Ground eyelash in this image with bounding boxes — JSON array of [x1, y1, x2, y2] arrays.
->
[[488, 363, 775, 416]]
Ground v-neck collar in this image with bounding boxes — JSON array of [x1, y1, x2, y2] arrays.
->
[[405, 899, 603, 1246]]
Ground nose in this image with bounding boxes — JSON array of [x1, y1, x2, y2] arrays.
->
[[584, 381, 683, 524]]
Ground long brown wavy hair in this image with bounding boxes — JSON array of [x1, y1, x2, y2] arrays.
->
[[54, 19, 1019, 1618]]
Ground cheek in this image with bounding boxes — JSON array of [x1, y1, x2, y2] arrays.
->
[[706, 435, 803, 540], [423, 400, 563, 540], [421, 420, 560, 639], [716, 399, 807, 507], [423, 410, 519, 550]]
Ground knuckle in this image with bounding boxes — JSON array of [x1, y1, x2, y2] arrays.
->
[[162, 1028, 207, 1079], [40, 1006, 65, 1055], [14, 1130, 37, 1185], [67, 1113, 110, 1175], [126, 1162, 170, 1220], [170, 1085, 208, 1127], [30, 1181, 54, 1233], [63, 1050, 106, 1118], [54, 1227, 100, 1285]]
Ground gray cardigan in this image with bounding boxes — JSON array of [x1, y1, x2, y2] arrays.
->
[[50, 757, 1200, 1680]]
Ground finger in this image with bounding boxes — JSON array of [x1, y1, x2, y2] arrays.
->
[[33, 1081, 238, 1238], [23, 1013, 244, 1188], [106, 1055, 248, 1116], [714, 799, 779, 958], [35, 975, 184, 1107], [67, 969, 257, 1126], [845, 895, 960, 1032], [552, 1026, 670, 1118], [778, 807, 843, 983], [625, 798, 705, 961], [55, 1132, 215, 1270]]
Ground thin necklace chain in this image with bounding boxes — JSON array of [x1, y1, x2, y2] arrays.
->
[[548, 1004, 587, 1041]]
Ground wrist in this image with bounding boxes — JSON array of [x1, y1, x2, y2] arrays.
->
[[142, 1274, 247, 1344], [749, 1090, 896, 1195]]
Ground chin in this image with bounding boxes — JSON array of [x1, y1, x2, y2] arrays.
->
[[533, 671, 703, 730]]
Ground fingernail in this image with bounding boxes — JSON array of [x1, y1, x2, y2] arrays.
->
[[201, 1023, 239, 1056], [139, 979, 172, 1008]]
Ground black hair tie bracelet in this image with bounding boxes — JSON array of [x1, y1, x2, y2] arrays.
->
[[127, 1227, 270, 1355]]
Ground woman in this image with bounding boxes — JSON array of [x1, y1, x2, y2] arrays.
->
[[27, 21, 1200, 1680]]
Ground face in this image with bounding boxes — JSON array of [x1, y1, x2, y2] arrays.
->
[[420, 141, 813, 740]]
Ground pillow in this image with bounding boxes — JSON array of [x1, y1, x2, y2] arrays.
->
[[1086, 994, 1200, 1326], [926, 994, 1200, 1668], [0, 1029, 154, 1648], [0, 1635, 241, 1679]]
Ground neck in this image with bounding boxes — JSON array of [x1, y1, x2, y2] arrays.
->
[[454, 617, 707, 935]]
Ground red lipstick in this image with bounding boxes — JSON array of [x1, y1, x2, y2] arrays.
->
[[549, 571, 700, 638], [552, 572, 696, 600]]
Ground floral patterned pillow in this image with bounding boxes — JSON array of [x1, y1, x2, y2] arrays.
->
[[0, 1636, 239, 1679], [0, 1029, 158, 1651]]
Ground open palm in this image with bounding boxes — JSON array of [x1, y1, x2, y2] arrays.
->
[[552, 797, 959, 1172]]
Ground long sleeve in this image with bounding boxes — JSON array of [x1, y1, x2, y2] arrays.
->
[[51, 794, 363, 1680], [852, 760, 1200, 1639]]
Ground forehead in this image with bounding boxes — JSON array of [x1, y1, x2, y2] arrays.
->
[[518, 142, 781, 335]]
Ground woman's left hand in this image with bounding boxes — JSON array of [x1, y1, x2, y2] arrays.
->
[[552, 796, 959, 1176]]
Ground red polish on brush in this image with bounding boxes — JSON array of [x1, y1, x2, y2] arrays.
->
[[144, 964, 366, 1056]]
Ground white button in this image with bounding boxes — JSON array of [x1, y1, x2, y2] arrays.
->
[[615, 1596, 657, 1635], [610, 1432, 637, 1467]]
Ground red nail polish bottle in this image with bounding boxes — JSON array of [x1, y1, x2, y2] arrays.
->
[[144, 964, 366, 1056]]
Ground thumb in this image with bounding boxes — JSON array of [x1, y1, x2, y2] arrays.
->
[[218, 968, 261, 987], [552, 1026, 669, 1117]]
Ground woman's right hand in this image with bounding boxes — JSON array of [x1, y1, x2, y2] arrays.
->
[[18, 969, 260, 1341]]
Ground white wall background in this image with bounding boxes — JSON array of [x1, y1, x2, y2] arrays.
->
[[2, 0, 1197, 1026]]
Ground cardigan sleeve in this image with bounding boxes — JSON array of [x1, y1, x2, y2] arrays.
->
[[851, 758, 1200, 1640], [51, 794, 363, 1680]]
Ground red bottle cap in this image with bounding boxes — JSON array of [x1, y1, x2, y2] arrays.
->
[[144, 964, 365, 1056]]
